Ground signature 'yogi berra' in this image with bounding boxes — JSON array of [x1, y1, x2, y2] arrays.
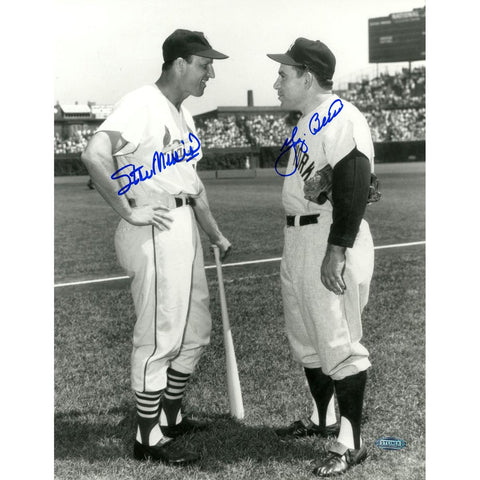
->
[[82, 29, 231, 466], [268, 37, 379, 476]]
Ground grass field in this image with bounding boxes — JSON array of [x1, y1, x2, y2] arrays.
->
[[54, 163, 425, 480]]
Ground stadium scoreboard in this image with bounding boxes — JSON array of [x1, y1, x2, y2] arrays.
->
[[369, 7, 425, 63]]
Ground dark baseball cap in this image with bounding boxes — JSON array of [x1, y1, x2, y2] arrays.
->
[[267, 38, 336, 80], [163, 29, 229, 62]]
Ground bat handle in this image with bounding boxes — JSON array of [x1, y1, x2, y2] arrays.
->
[[212, 245, 222, 279], [212, 245, 229, 330]]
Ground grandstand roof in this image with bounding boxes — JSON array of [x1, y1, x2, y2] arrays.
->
[[90, 104, 114, 119], [60, 104, 91, 114], [195, 105, 291, 120], [219, 106, 290, 114]]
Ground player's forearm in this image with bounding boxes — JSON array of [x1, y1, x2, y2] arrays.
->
[[81, 148, 133, 221], [191, 189, 224, 242], [326, 243, 346, 255]]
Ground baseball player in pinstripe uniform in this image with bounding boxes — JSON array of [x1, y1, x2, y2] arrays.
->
[[268, 38, 376, 476], [82, 29, 230, 465]]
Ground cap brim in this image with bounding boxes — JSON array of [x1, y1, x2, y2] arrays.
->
[[195, 48, 229, 60], [267, 53, 303, 66]]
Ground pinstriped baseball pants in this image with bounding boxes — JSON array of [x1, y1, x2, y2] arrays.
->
[[115, 206, 211, 392], [280, 215, 374, 381]]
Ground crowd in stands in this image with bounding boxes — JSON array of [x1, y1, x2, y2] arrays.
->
[[55, 68, 425, 152], [195, 115, 250, 148], [340, 67, 425, 142], [243, 114, 291, 146], [342, 66, 425, 111], [55, 129, 94, 154], [365, 108, 425, 142]]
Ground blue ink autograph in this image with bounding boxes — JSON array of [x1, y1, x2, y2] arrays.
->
[[111, 132, 201, 196], [275, 126, 308, 177], [275, 99, 344, 177], [308, 99, 344, 135]]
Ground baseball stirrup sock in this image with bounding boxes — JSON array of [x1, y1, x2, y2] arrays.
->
[[160, 368, 191, 426], [304, 367, 336, 428], [334, 370, 367, 450], [311, 393, 337, 427], [135, 390, 163, 446]]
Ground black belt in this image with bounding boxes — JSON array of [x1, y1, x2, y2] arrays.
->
[[286, 213, 320, 227], [175, 197, 195, 207], [128, 197, 195, 208]]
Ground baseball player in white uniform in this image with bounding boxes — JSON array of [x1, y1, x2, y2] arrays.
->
[[82, 29, 230, 466], [268, 38, 376, 476]]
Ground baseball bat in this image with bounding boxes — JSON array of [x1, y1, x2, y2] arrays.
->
[[212, 245, 245, 420]]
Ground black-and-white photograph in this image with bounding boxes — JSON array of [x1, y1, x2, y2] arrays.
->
[[51, 1, 428, 478]]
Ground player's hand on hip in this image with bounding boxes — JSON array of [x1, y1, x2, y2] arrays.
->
[[321, 244, 347, 295], [212, 235, 232, 261], [127, 205, 173, 230]]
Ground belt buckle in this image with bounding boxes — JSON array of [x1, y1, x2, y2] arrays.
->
[[286, 215, 298, 227], [174, 196, 195, 208], [286, 213, 319, 227]]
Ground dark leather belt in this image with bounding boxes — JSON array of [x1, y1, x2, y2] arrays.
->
[[286, 213, 320, 227], [128, 197, 195, 208], [175, 197, 195, 207]]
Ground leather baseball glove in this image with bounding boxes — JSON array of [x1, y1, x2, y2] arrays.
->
[[304, 165, 382, 206], [368, 173, 382, 203], [303, 164, 333, 205]]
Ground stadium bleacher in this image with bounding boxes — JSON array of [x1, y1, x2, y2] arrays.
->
[[55, 129, 95, 154], [54, 68, 425, 152]]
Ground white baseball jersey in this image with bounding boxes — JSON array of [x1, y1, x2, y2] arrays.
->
[[98, 85, 202, 204], [282, 94, 374, 215]]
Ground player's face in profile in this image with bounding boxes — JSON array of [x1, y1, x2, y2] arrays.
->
[[273, 64, 306, 110], [184, 56, 215, 97]]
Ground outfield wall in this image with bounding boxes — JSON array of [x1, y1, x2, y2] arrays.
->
[[258, 140, 425, 167], [54, 162, 425, 185]]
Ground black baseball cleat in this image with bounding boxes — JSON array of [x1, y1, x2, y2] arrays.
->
[[160, 417, 209, 438], [312, 441, 368, 476], [133, 439, 200, 465], [275, 418, 340, 439]]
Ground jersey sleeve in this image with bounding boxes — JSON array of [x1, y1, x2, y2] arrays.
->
[[323, 118, 356, 168], [328, 148, 371, 248], [324, 111, 374, 169], [96, 91, 149, 156]]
